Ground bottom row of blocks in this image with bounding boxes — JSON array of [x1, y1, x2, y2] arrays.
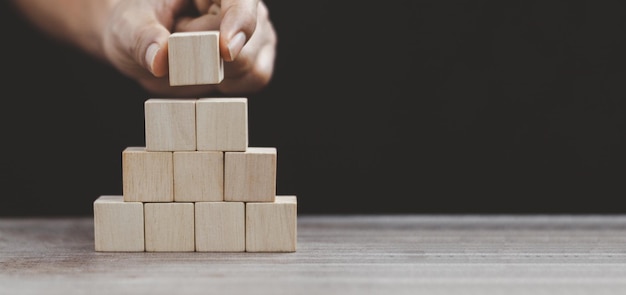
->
[[93, 195, 297, 252]]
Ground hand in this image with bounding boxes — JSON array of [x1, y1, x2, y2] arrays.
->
[[102, 0, 277, 97]]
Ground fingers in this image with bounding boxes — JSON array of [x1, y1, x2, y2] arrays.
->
[[219, 0, 259, 61], [218, 41, 275, 94], [218, 2, 276, 94], [180, 0, 261, 61], [140, 24, 171, 77], [121, 0, 274, 96], [103, 0, 194, 79], [141, 0, 192, 77]]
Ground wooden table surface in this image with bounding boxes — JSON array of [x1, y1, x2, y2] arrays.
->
[[2, 215, 626, 294]]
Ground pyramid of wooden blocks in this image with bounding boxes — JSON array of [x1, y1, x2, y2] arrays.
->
[[94, 96, 297, 253]]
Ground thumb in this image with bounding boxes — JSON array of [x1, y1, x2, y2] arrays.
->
[[139, 24, 171, 78]]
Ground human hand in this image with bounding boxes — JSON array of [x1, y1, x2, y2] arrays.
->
[[102, 0, 277, 97]]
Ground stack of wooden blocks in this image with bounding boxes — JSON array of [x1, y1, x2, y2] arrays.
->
[[92, 31, 297, 253]]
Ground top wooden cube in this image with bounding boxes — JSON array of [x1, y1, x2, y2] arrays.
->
[[168, 31, 224, 86]]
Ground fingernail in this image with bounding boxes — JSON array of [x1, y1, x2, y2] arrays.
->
[[145, 43, 160, 75], [227, 32, 246, 61]]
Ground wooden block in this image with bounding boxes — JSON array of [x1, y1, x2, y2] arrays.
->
[[145, 98, 196, 151], [168, 31, 224, 86], [196, 98, 248, 152], [93, 195, 144, 252], [122, 147, 173, 202], [174, 151, 224, 202], [224, 147, 276, 202], [246, 196, 297, 252], [195, 202, 245, 252], [144, 203, 195, 252]]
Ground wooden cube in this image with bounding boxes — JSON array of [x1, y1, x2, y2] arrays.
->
[[195, 202, 245, 252], [225, 147, 276, 202], [144, 203, 195, 252], [196, 98, 248, 152], [168, 31, 224, 86], [246, 196, 297, 252], [122, 147, 173, 202], [93, 195, 144, 252], [145, 98, 196, 151], [174, 151, 224, 202]]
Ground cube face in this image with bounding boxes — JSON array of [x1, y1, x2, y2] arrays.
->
[[145, 98, 196, 151], [174, 151, 224, 202], [168, 31, 224, 86], [195, 202, 245, 252], [196, 98, 248, 152], [225, 147, 277, 202], [144, 203, 195, 252], [122, 147, 173, 202], [93, 196, 144, 252], [246, 196, 297, 252]]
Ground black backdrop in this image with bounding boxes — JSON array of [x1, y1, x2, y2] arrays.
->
[[2, 1, 626, 216]]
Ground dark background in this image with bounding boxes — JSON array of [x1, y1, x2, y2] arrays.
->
[[2, 1, 626, 217]]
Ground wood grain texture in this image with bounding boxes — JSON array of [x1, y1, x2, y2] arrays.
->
[[196, 97, 248, 152], [246, 196, 297, 252], [93, 196, 144, 252], [195, 202, 245, 252], [168, 31, 224, 86], [3, 215, 626, 294], [173, 151, 224, 202], [144, 203, 195, 252], [224, 147, 277, 202], [122, 147, 174, 202], [145, 98, 196, 152]]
